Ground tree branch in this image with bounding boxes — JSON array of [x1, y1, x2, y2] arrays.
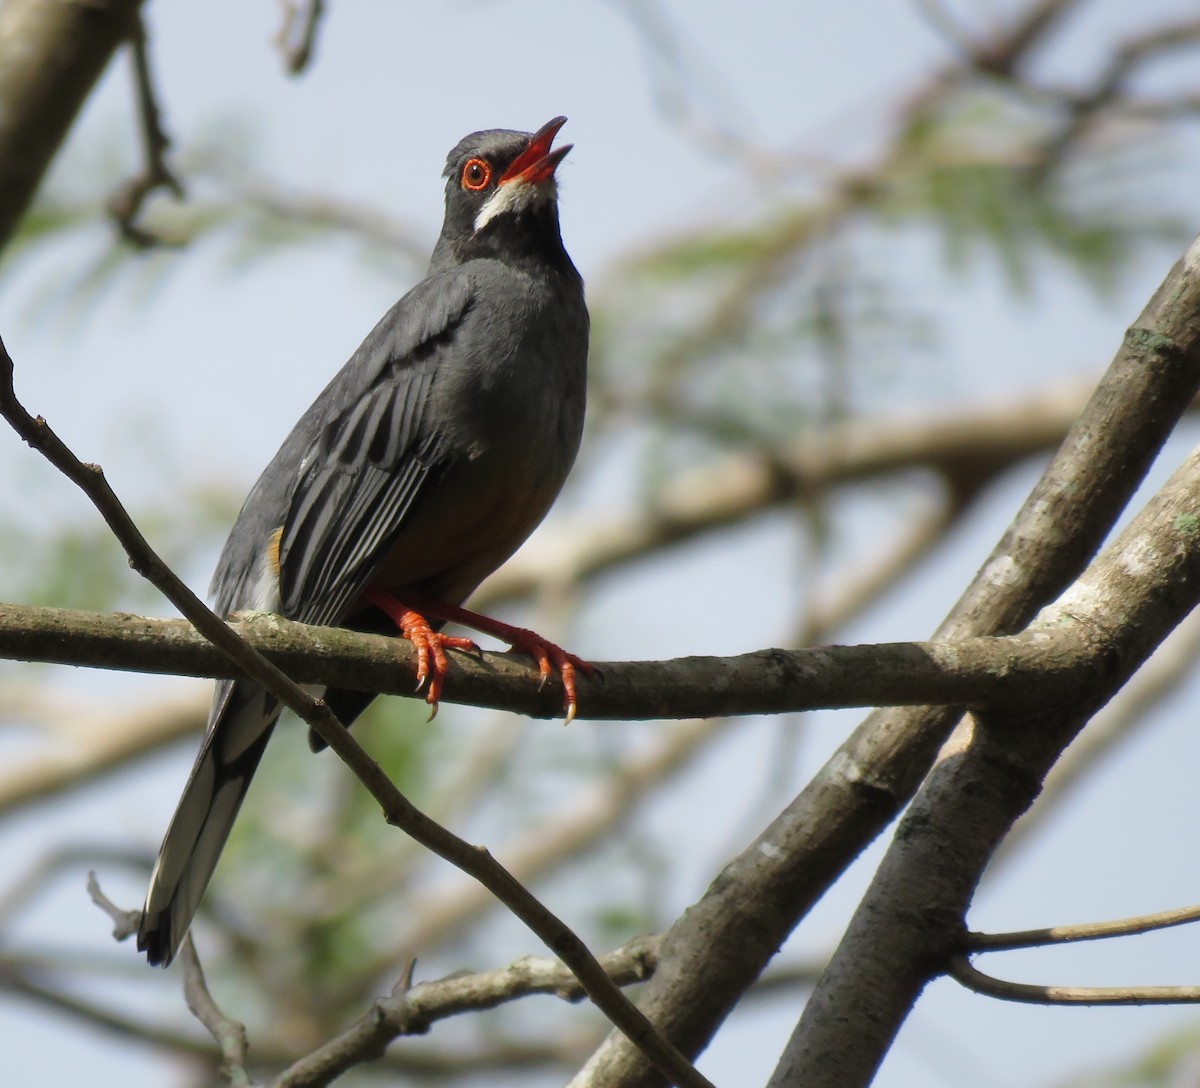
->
[[0, 335, 711, 1088], [180, 937, 252, 1088], [105, 13, 184, 248], [86, 871, 140, 942], [0, 598, 1130, 719], [275, 0, 326, 76], [573, 231, 1200, 1087], [988, 607, 1200, 873], [968, 902, 1200, 952], [948, 956, 1200, 1006], [769, 434, 1200, 1084], [0, 0, 143, 252], [271, 936, 661, 1088]]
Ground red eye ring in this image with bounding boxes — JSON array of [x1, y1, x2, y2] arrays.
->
[[461, 158, 492, 191]]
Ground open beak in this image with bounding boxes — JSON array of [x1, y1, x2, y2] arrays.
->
[[498, 116, 571, 187]]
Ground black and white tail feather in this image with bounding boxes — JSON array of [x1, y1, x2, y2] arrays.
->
[[137, 682, 279, 965]]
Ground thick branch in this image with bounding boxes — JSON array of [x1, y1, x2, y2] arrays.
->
[[770, 439, 1200, 1086], [574, 231, 1200, 1087], [989, 608, 1200, 872], [0, 0, 143, 252]]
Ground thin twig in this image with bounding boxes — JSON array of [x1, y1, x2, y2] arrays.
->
[[0, 846, 146, 928], [86, 872, 140, 942], [271, 936, 661, 1088], [276, 0, 326, 75], [106, 15, 185, 248], [0, 947, 603, 1075], [180, 937, 252, 1087], [0, 335, 713, 1088], [949, 954, 1200, 1006], [968, 901, 1200, 952]]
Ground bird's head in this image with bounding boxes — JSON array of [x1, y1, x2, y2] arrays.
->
[[437, 117, 573, 256]]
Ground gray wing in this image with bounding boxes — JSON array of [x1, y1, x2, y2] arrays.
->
[[278, 373, 444, 626], [210, 269, 477, 626]]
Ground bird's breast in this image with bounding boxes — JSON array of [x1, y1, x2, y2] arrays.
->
[[372, 287, 586, 605]]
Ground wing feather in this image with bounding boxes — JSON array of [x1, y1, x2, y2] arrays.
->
[[209, 271, 475, 624], [275, 282, 472, 626]]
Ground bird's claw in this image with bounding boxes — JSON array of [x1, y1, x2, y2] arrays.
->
[[367, 587, 590, 721], [506, 630, 594, 724], [385, 603, 477, 716]]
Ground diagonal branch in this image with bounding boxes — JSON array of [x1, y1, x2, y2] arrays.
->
[[0, 0, 143, 252], [275, 0, 327, 76], [769, 435, 1200, 1083], [0, 335, 711, 1088], [572, 230, 1200, 1087]]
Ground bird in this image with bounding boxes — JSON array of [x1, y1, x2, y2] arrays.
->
[[138, 117, 590, 966]]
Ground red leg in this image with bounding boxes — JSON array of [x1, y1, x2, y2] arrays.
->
[[404, 592, 595, 724], [364, 587, 478, 716]]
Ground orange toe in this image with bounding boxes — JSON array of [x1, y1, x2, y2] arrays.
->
[[364, 587, 478, 714]]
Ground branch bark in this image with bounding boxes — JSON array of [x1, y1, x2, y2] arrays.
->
[[570, 231, 1200, 1087], [0, 598, 1114, 719], [0, 335, 712, 1088], [0, 0, 143, 251], [769, 437, 1200, 1085]]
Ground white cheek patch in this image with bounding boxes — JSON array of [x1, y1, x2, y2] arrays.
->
[[474, 176, 557, 233]]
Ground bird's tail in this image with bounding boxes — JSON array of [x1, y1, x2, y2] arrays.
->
[[137, 682, 280, 966]]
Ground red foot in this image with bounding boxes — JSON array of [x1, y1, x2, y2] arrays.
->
[[365, 587, 478, 717], [406, 593, 595, 724]]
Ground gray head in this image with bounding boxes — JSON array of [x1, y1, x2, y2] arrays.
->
[[433, 117, 574, 266]]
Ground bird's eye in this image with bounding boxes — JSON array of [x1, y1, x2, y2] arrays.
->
[[461, 158, 492, 191]]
